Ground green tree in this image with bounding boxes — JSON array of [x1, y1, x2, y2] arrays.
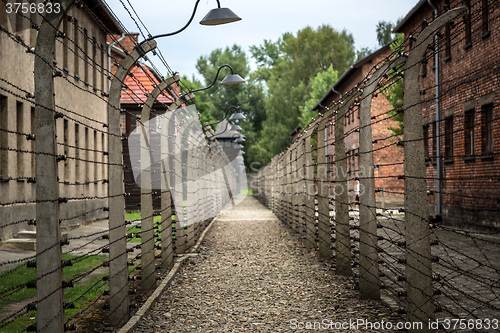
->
[[251, 25, 356, 164], [381, 33, 405, 138], [193, 45, 267, 170], [298, 65, 339, 126], [376, 20, 396, 46], [356, 46, 373, 62]]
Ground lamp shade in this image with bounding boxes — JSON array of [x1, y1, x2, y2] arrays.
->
[[221, 74, 245, 85], [228, 112, 246, 121], [230, 124, 242, 131], [200, 8, 242, 26]]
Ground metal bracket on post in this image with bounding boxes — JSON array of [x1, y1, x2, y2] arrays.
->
[[403, 7, 467, 331], [108, 39, 157, 326], [358, 56, 406, 300], [34, 1, 74, 332]]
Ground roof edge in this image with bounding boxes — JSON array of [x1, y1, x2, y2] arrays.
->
[[87, 0, 124, 35], [311, 42, 392, 113], [394, 0, 427, 33]]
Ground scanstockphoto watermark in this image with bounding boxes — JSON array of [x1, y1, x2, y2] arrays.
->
[[128, 104, 247, 226], [290, 318, 499, 331], [251, 180, 365, 198], [289, 318, 424, 331]]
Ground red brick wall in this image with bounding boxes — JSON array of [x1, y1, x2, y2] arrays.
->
[[320, 47, 404, 205], [398, 0, 500, 228]]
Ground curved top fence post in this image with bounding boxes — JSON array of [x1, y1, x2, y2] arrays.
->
[[34, 1, 75, 332], [138, 75, 179, 290], [107, 39, 157, 326], [402, 7, 468, 331], [358, 56, 406, 300]]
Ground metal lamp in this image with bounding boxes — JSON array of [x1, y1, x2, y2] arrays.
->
[[200, 6, 242, 26]]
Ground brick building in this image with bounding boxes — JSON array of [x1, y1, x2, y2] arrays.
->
[[311, 44, 405, 207], [0, 0, 122, 243], [395, 0, 499, 229]]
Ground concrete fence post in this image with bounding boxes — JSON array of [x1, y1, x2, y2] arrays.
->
[[139, 75, 179, 289], [166, 95, 194, 255], [334, 92, 360, 275], [291, 146, 299, 232], [287, 150, 293, 227], [297, 138, 306, 237], [108, 39, 157, 326], [185, 125, 201, 250], [358, 57, 405, 299], [34, 1, 73, 331], [274, 158, 279, 211], [402, 7, 467, 330], [156, 82, 191, 271], [160, 120, 174, 271], [304, 131, 316, 250], [317, 117, 332, 259], [280, 155, 284, 221]]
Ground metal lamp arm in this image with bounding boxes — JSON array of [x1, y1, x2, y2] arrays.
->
[[189, 64, 234, 94], [138, 0, 221, 45], [207, 105, 239, 127]]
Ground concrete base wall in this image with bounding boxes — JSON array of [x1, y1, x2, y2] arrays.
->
[[429, 204, 500, 231], [0, 199, 108, 243]]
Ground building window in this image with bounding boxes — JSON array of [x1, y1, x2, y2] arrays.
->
[[92, 37, 97, 88], [101, 44, 106, 92], [463, 0, 472, 48], [83, 28, 89, 84], [0, 95, 8, 179], [17, 101, 24, 177], [464, 110, 475, 157], [63, 119, 69, 181], [101, 133, 106, 179], [481, 104, 493, 155], [62, 18, 69, 70], [482, 0, 490, 37], [444, 116, 453, 161], [94, 130, 98, 181], [75, 124, 80, 181], [73, 19, 79, 77], [85, 127, 89, 182]]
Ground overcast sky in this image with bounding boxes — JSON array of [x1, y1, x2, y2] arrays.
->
[[104, 0, 417, 81]]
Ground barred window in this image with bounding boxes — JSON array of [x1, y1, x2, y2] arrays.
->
[[464, 110, 474, 156], [481, 104, 493, 154]]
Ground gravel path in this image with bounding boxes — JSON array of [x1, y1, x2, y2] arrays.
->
[[132, 196, 401, 332]]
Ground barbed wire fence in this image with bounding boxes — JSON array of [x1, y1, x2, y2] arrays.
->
[[0, 0, 239, 331], [253, 2, 499, 331]]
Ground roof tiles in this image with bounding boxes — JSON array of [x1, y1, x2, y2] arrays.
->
[[120, 64, 178, 105]]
